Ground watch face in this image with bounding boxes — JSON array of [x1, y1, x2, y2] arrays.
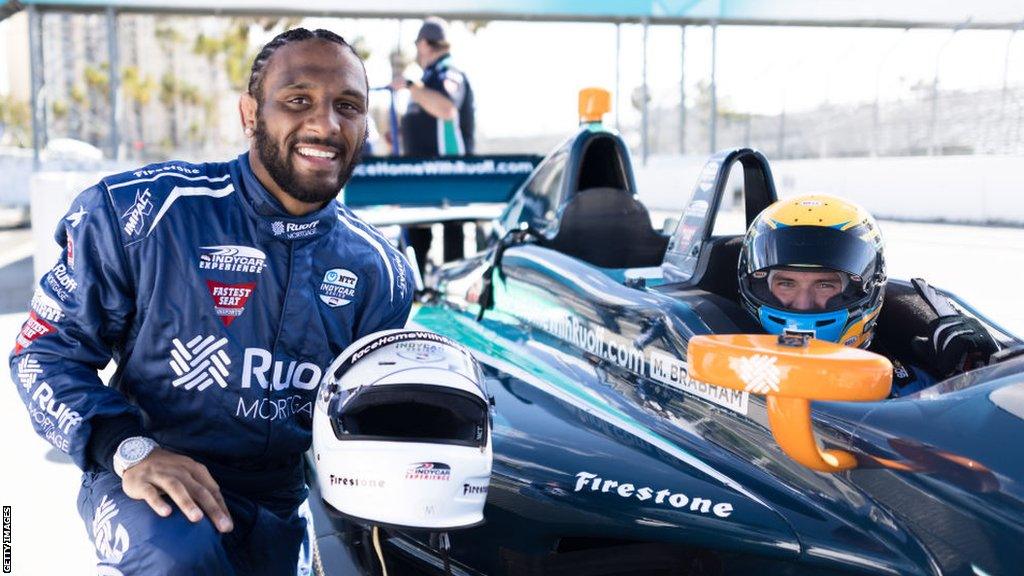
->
[[121, 438, 151, 460]]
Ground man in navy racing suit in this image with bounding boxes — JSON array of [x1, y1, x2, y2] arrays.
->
[[9, 28, 414, 575]]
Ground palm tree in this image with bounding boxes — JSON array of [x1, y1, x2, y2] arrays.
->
[[156, 25, 184, 150], [122, 66, 156, 157]]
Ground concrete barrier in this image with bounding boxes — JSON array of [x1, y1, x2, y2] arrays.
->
[[634, 154, 1024, 226], [26, 154, 1024, 281]]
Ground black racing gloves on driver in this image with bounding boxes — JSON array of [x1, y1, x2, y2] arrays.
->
[[910, 278, 999, 379]]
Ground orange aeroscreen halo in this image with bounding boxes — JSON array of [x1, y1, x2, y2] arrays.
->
[[687, 334, 892, 402]]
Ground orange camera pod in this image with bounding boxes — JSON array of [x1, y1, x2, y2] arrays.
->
[[687, 334, 892, 472]]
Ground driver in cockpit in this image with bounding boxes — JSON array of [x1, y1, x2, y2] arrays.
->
[[737, 194, 998, 397]]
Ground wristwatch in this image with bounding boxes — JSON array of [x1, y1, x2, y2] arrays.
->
[[113, 436, 158, 478], [405, 78, 415, 89]]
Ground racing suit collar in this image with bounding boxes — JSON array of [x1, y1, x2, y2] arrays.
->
[[235, 152, 338, 242], [423, 53, 451, 76]]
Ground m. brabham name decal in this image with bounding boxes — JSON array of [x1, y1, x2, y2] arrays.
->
[[574, 471, 734, 518], [504, 298, 749, 415], [649, 350, 748, 414]]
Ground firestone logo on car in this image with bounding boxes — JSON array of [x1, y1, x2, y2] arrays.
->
[[573, 471, 734, 518]]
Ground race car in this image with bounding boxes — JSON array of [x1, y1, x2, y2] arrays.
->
[[307, 89, 1024, 576]]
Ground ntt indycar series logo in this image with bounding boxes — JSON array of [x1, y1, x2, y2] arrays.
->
[[199, 246, 267, 274], [406, 462, 451, 481], [319, 268, 358, 308]]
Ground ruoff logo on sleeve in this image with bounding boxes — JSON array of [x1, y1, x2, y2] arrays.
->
[[206, 281, 256, 326], [318, 268, 358, 308]]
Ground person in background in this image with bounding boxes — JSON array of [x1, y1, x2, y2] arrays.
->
[[391, 16, 477, 272]]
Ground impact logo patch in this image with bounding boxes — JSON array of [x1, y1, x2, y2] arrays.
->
[[318, 268, 358, 308], [198, 246, 267, 274], [122, 188, 153, 237], [406, 462, 451, 481], [15, 311, 55, 353], [206, 280, 255, 326]]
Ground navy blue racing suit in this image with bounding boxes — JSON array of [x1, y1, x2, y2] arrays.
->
[[10, 153, 415, 575]]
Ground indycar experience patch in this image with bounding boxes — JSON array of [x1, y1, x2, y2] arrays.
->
[[406, 462, 451, 481], [206, 280, 255, 326]]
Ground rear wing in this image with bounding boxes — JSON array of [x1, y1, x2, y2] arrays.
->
[[344, 154, 541, 207]]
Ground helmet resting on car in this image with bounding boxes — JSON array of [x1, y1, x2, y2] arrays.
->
[[738, 194, 886, 348], [313, 329, 492, 530]]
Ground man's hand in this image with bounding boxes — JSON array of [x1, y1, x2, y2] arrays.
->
[[121, 448, 234, 533], [912, 314, 998, 378], [389, 76, 411, 91], [910, 278, 999, 378]]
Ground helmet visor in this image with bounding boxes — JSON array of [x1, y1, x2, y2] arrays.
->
[[743, 266, 871, 313], [745, 225, 879, 280], [330, 383, 489, 447]]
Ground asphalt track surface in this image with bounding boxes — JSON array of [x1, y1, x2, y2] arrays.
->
[[0, 220, 1022, 575]]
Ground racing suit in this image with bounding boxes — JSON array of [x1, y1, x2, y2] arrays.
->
[[9, 153, 415, 575]]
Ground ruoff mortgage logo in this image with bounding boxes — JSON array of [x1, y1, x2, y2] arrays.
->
[[169, 335, 231, 391], [206, 281, 255, 326], [198, 246, 267, 274], [16, 355, 41, 391], [318, 268, 358, 308], [406, 462, 451, 481], [122, 188, 153, 237], [271, 220, 319, 240]]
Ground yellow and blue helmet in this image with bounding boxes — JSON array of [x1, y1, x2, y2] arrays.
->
[[738, 194, 886, 348]]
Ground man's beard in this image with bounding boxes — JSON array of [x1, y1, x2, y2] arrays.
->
[[253, 115, 364, 205]]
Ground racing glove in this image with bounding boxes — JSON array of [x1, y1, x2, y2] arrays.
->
[[910, 278, 999, 378]]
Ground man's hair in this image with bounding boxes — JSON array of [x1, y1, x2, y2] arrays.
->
[[424, 39, 451, 51], [247, 27, 364, 100]]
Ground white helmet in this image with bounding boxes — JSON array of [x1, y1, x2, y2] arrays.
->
[[313, 329, 493, 530]]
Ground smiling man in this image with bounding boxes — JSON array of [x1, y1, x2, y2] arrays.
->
[[9, 28, 414, 575]]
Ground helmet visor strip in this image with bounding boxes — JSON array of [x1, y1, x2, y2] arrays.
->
[[746, 224, 880, 281]]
